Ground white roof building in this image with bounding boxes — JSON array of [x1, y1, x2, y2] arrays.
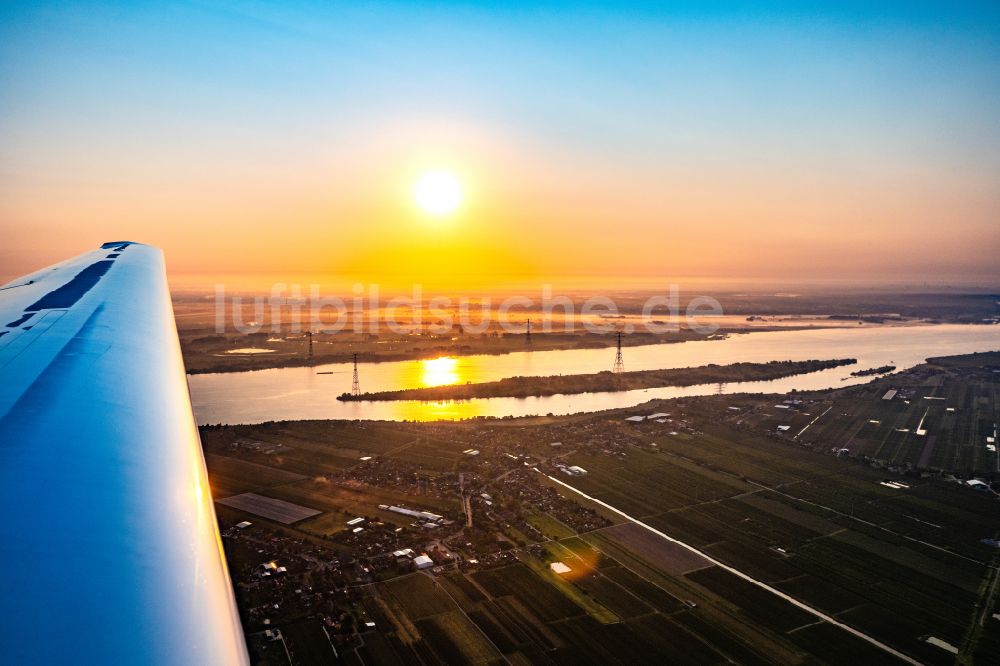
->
[[413, 555, 434, 570], [550, 562, 571, 574], [379, 504, 444, 523]]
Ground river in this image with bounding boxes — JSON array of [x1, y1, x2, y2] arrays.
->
[[189, 324, 1000, 424]]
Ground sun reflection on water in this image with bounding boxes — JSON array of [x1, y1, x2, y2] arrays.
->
[[389, 398, 484, 421], [372, 356, 488, 420], [420, 356, 460, 387]]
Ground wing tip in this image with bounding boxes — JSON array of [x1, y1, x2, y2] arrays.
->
[[100, 240, 143, 249]]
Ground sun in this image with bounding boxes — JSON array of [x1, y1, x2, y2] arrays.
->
[[413, 170, 462, 216]]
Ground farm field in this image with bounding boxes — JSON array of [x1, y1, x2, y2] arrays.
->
[[741, 351, 1000, 474], [368, 558, 805, 664], [555, 397, 1000, 662], [362, 527, 934, 666], [203, 352, 999, 665]]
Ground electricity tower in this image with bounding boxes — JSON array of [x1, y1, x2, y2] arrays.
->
[[351, 353, 361, 397], [612, 331, 624, 373], [307, 331, 313, 358], [525, 318, 532, 345]]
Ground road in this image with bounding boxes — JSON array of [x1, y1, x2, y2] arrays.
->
[[538, 469, 921, 665]]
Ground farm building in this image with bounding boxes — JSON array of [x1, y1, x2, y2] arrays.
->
[[550, 562, 572, 574], [413, 555, 434, 570], [379, 504, 444, 523]]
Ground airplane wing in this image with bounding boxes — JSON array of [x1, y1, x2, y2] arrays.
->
[[0, 243, 248, 664]]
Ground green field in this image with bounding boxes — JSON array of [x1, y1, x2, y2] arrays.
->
[[368, 559, 800, 664], [206, 353, 1000, 664], [550, 384, 1000, 663], [750, 352, 1000, 473]]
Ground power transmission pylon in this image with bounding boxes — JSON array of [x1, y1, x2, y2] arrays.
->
[[525, 318, 532, 346], [307, 331, 313, 358], [612, 331, 624, 373], [351, 353, 361, 396]]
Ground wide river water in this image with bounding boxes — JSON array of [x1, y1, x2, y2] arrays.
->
[[189, 324, 1000, 424]]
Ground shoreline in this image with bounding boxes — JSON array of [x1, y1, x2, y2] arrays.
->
[[182, 323, 865, 375], [338, 358, 858, 402]]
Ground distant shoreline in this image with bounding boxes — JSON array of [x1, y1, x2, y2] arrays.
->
[[338, 358, 858, 402], [181, 324, 855, 375]]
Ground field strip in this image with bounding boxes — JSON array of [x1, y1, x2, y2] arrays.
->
[[428, 573, 512, 664], [746, 481, 984, 565], [794, 406, 831, 439], [538, 470, 921, 665]]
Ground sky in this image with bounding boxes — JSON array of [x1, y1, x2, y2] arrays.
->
[[1, 1, 999, 289]]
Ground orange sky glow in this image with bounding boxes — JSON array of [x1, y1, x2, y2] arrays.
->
[[2, 3, 998, 290]]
